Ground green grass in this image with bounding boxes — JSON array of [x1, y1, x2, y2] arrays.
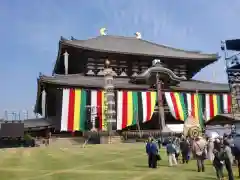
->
[[0, 143, 238, 180]]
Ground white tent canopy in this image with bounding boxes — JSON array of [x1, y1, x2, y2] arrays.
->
[[205, 131, 219, 139], [166, 124, 184, 133]]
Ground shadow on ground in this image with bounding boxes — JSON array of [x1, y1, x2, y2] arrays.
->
[[192, 177, 216, 180]]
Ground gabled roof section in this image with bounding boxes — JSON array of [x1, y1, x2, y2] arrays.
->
[[172, 80, 229, 92], [60, 35, 218, 60], [40, 74, 150, 89], [0, 118, 52, 130], [39, 74, 230, 92], [23, 118, 52, 129]]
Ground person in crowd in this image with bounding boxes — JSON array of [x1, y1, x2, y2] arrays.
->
[[192, 136, 207, 172], [207, 138, 214, 162], [231, 141, 240, 177], [219, 136, 224, 145], [227, 135, 234, 147], [186, 137, 191, 161], [223, 140, 234, 180], [157, 137, 162, 149], [213, 139, 224, 180], [146, 138, 158, 168], [173, 137, 181, 162], [180, 137, 191, 164], [166, 139, 178, 166], [146, 138, 152, 168]]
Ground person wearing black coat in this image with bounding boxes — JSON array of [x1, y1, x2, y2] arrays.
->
[[213, 139, 224, 180], [180, 138, 190, 164], [146, 138, 158, 168]]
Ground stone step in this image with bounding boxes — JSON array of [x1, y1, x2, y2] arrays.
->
[[108, 136, 122, 144], [47, 137, 85, 147], [99, 136, 122, 144]]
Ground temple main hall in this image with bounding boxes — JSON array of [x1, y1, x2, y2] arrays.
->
[[34, 31, 233, 134]]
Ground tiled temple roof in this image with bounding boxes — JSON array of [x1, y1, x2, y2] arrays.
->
[[0, 118, 52, 130], [23, 118, 52, 129], [61, 35, 218, 60], [39, 74, 229, 92]]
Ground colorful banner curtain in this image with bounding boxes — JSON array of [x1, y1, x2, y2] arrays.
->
[[186, 93, 205, 128], [205, 94, 232, 121], [165, 92, 232, 127], [116, 91, 157, 130], [60, 89, 232, 132], [61, 88, 87, 132], [164, 92, 188, 121], [61, 89, 109, 132]]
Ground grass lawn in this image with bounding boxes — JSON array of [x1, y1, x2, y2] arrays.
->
[[0, 143, 238, 180]]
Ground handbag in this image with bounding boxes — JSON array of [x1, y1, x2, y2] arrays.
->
[[156, 154, 161, 161], [196, 143, 207, 159]]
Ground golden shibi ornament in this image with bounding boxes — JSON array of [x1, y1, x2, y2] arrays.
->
[[100, 28, 107, 36]]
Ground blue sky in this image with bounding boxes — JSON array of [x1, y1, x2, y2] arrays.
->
[[0, 0, 240, 119]]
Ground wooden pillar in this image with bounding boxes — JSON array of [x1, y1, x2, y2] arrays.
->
[[64, 51, 69, 75]]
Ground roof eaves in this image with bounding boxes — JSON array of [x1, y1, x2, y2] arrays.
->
[[39, 75, 229, 92], [80, 35, 218, 59], [52, 40, 62, 75], [60, 39, 217, 61], [39, 75, 150, 89], [188, 79, 228, 85], [170, 80, 230, 92], [139, 39, 218, 58], [171, 87, 230, 93]]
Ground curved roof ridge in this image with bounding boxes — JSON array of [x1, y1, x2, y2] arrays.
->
[[189, 79, 227, 85], [53, 73, 84, 77], [41, 73, 86, 80], [61, 35, 217, 57], [139, 39, 217, 56]]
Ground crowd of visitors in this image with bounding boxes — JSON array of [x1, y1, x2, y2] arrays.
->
[[145, 134, 239, 180]]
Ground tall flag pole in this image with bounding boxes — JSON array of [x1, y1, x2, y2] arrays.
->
[[196, 89, 204, 130], [156, 72, 165, 134], [195, 89, 200, 127]]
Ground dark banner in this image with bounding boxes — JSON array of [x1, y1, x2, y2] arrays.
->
[[226, 39, 240, 51], [0, 123, 24, 138]]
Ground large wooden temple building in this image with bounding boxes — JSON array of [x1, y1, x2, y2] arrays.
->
[[34, 31, 233, 134]]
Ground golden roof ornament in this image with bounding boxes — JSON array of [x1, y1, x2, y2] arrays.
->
[[135, 32, 141, 39], [100, 28, 107, 36]]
